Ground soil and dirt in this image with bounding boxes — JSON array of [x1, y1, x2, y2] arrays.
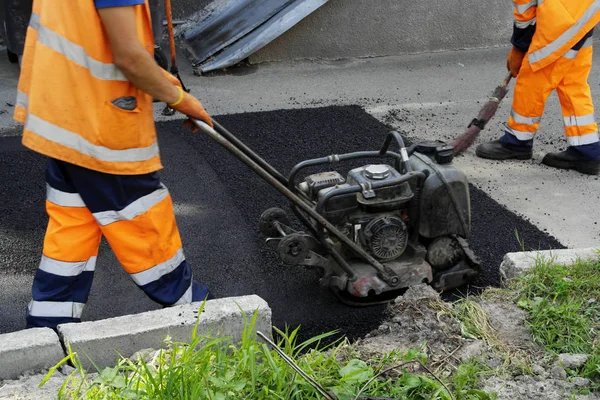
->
[[355, 284, 599, 400]]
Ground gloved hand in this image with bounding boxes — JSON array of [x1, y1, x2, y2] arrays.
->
[[168, 86, 213, 130], [507, 47, 526, 77], [160, 68, 182, 88]]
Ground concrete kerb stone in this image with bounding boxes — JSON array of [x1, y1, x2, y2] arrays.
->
[[0, 328, 65, 381], [57, 295, 272, 371], [500, 248, 600, 283]]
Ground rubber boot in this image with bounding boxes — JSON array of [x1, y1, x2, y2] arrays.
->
[[542, 149, 600, 175], [476, 139, 533, 160]]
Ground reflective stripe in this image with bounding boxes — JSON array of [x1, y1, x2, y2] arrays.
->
[[514, 0, 537, 14], [26, 113, 160, 163], [511, 110, 542, 125], [30, 13, 126, 81], [506, 126, 536, 141], [564, 37, 594, 59], [529, 0, 600, 64], [515, 17, 536, 29], [174, 283, 193, 306], [16, 90, 28, 109], [130, 248, 185, 287], [38, 255, 96, 277], [563, 49, 578, 59], [93, 185, 169, 226], [46, 184, 86, 207], [564, 114, 596, 127], [567, 132, 600, 146], [28, 300, 85, 318]]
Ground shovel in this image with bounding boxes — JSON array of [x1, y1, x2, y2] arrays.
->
[[451, 72, 513, 155]]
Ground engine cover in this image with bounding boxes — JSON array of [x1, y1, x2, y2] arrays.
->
[[347, 164, 413, 212], [362, 216, 408, 261]]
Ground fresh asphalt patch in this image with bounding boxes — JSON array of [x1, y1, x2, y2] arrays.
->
[[0, 106, 564, 341]]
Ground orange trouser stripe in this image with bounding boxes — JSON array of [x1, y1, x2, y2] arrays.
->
[[43, 201, 102, 262], [99, 194, 183, 275]]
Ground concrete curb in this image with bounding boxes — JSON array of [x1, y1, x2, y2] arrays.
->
[[0, 295, 272, 380], [0, 328, 64, 381], [500, 248, 599, 283]]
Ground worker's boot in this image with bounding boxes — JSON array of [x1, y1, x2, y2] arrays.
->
[[476, 139, 533, 160], [542, 149, 600, 175]]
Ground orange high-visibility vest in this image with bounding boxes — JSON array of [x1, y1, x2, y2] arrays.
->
[[14, 0, 162, 175], [513, 0, 600, 71]]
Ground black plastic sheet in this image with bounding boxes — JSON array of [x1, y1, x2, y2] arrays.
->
[[183, 0, 330, 73]]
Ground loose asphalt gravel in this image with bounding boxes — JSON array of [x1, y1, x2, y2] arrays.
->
[[0, 105, 564, 341]]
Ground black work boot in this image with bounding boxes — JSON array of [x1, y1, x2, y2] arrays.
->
[[542, 150, 600, 175], [476, 139, 533, 160]]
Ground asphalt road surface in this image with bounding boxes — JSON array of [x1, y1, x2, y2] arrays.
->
[[0, 106, 564, 341]]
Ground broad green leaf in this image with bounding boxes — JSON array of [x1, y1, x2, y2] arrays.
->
[[339, 359, 373, 383]]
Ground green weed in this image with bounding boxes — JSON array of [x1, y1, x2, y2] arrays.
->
[[43, 302, 495, 400], [512, 256, 600, 382]]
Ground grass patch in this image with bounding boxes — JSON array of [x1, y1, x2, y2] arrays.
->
[[510, 255, 600, 381], [45, 302, 495, 400]]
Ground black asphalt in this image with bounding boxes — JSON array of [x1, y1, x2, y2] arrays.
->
[[0, 106, 564, 341]]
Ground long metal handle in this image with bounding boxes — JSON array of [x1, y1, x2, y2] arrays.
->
[[193, 120, 400, 287], [502, 72, 513, 87]]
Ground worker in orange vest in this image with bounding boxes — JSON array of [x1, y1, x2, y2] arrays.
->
[[14, 0, 214, 329], [476, 0, 600, 176]]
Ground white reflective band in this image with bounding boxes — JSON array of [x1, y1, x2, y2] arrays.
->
[[30, 13, 126, 82], [130, 248, 185, 287], [515, 17, 536, 29], [563, 49, 578, 59], [514, 0, 537, 14], [506, 126, 536, 141], [38, 255, 96, 277], [26, 114, 160, 163], [511, 110, 541, 125], [28, 300, 85, 318], [566, 132, 600, 146], [564, 38, 594, 59], [174, 283, 194, 306], [563, 114, 596, 127], [16, 90, 28, 109], [46, 184, 86, 207], [529, 0, 600, 64], [93, 185, 169, 226]]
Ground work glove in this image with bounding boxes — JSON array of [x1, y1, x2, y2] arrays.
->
[[168, 86, 213, 130], [161, 68, 182, 88], [507, 47, 526, 78]]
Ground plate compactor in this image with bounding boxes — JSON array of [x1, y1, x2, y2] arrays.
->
[[194, 120, 481, 306]]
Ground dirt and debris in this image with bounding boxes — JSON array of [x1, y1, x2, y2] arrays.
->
[[0, 366, 86, 400], [354, 284, 599, 399]]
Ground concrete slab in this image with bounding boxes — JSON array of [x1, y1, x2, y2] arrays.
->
[[500, 248, 599, 282], [57, 295, 271, 370], [0, 328, 64, 381], [250, 0, 511, 64]]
